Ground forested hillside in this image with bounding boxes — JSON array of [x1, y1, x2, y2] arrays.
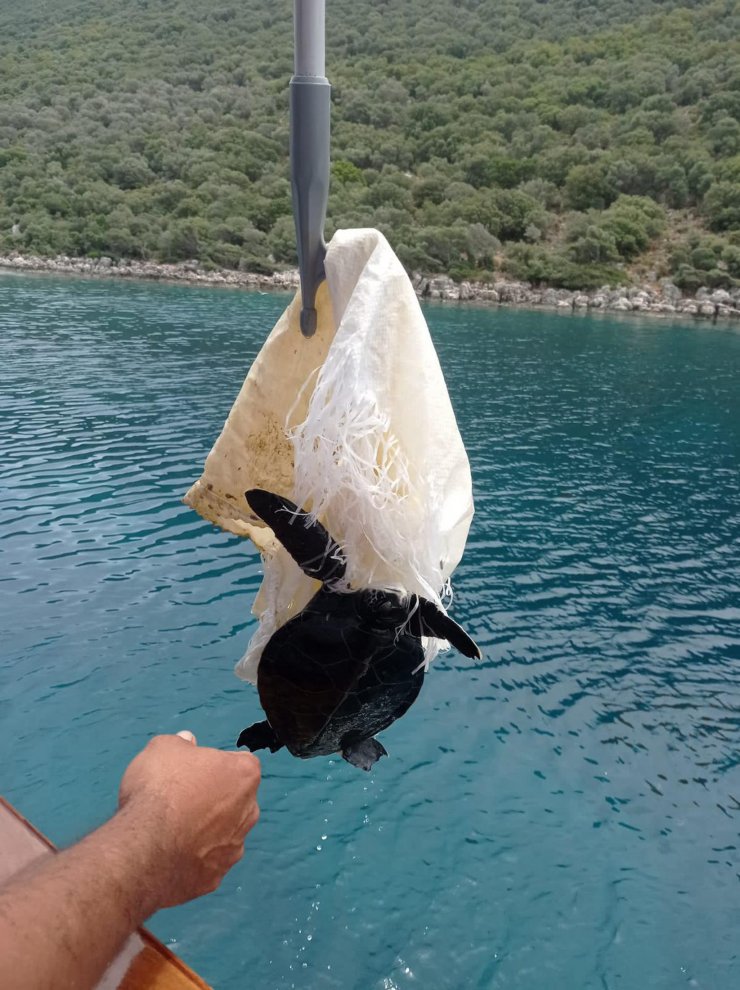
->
[[0, 0, 738, 289]]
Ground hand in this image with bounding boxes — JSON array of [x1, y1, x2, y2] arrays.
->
[[118, 732, 261, 911]]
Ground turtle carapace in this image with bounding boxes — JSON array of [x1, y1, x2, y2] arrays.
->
[[236, 489, 481, 770]]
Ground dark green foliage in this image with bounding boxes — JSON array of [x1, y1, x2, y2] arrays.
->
[[504, 244, 629, 291], [0, 0, 737, 287], [567, 224, 621, 265], [565, 164, 616, 212], [704, 182, 740, 232], [670, 233, 740, 290], [600, 196, 667, 259]]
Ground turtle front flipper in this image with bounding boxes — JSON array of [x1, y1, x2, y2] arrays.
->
[[342, 737, 388, 771], [413, 598, 482, 660], [237, 720, 284, 753], [245, 489, 346, 584]]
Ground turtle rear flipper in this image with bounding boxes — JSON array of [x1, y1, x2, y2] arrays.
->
[[245, 489, 346, 584], [237, 720, 284, 753], [342, 737, 387, 771], [414, 598, 482, 660]]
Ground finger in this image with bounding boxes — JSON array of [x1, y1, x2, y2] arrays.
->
[[176, 730, 197, 745]]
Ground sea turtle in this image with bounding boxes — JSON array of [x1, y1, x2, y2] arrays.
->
[[236, 488, 481, 770]]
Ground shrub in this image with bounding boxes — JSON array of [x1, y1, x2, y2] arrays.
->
[[704, 182, 740, 232]]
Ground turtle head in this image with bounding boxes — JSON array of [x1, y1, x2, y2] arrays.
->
[[245, 489, 347, 585], [358, 589, 482, 660]]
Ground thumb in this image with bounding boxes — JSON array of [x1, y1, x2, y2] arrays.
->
[[176, 729, 197, 745]]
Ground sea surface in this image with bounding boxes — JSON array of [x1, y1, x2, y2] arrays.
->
[[1, 273, 739, 989]]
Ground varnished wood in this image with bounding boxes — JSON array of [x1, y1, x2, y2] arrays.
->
[[0, 796, 210, 989]]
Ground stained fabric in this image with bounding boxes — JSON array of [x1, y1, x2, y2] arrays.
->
[[184, 228, 473, 682]]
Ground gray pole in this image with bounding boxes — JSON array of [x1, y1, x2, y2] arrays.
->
[[291, 0, 331, 337], [294, 0, 325, 76]]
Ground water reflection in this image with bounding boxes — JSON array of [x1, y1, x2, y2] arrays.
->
[[1, 276, 739, 988]]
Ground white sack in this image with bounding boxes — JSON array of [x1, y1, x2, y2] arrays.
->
[[184, 228, 473, 682]]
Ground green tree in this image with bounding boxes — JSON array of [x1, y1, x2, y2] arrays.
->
[[704, 182, 740, 232], [565, 163, 615, 211]]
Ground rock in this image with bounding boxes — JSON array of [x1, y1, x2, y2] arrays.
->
[[659, 280, 682, 302], [0, 252, 738, 322], [476, 287, 499, 303], [630, 290, 653, 310], [710, 289, 731, 305], [494, 281, 531, 304], [426, 275, 458, 300]]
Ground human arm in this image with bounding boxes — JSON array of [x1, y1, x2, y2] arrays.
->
[[0, 733, 261, 990]]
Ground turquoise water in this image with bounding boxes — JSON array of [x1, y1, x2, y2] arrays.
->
[[1, 273, 740, 989]]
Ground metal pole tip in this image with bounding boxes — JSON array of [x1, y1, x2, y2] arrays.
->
[[300, 307, 318, 337]]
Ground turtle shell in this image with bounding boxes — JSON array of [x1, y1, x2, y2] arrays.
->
[[257, 587, 425, 758], [237, 488, 480, 766]]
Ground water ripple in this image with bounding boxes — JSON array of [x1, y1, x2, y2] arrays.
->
[[1, 277, 740, 988]]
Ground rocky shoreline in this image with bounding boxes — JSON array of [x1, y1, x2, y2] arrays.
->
[[1, 252, 738, 321]]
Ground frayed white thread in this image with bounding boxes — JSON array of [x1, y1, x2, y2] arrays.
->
[[289, 341, 446, 609], [239, 231, 472, 677]]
